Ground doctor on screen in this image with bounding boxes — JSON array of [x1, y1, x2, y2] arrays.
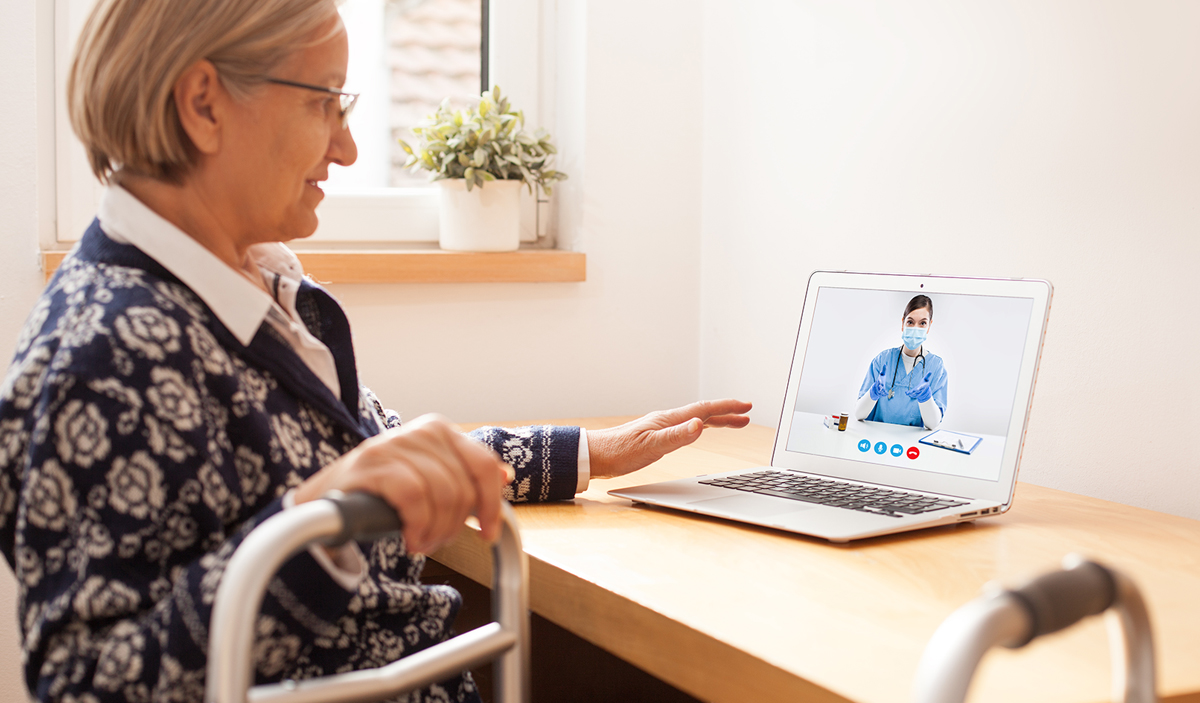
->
[[854, 295, 948, 430]]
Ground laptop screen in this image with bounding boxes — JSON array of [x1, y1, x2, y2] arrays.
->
[[784, 287, 1035, 483]]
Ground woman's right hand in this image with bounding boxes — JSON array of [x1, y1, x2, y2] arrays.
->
[[292, 414, 511, 553], [868, 368, 887, 401]]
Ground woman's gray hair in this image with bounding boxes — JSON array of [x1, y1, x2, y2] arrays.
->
[[68, 0, 340, 183]]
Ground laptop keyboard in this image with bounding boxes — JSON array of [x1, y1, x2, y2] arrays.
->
[[698, 470, 969, 518]]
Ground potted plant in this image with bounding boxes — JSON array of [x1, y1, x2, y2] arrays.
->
[[399, 86, 567, 252]]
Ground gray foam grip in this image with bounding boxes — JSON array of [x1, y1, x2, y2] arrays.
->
[[1007, 560, 1117, 647], [325, 492, 405, 545]]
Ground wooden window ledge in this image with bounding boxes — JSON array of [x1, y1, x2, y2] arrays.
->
[[40, 249, 586, 284]]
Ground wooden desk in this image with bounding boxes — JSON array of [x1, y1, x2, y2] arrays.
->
[[436, 418, 1200, 703]]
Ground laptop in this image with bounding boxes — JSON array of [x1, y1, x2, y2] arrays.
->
[[610, 271, 1053, 542]]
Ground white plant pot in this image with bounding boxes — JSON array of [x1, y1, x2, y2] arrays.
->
[[436, 179, 522, 251]]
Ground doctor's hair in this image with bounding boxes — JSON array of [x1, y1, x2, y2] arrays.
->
[[904, 295, 934, 321], [68, 0, 342, 183]]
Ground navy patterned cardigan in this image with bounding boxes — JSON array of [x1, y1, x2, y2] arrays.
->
[[0, 222, 581, 702]]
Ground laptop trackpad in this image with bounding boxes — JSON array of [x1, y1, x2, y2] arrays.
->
[[688, 494, 817, 517]]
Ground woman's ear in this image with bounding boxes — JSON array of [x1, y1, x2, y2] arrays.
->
[[173, 60, 224, 156]]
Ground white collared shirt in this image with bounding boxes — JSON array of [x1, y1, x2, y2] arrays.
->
[[98, 185, 342, 399]]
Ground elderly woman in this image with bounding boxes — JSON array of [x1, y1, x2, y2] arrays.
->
[[0, 0, 750, 700]]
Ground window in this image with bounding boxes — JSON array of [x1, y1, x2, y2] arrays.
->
[[52, 0, 105, 248], [335, 0, 484, 190], [48, 0, 555, 249]]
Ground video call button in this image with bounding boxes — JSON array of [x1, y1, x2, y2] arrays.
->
[[906, 446, 920, 460], [873, 441, 887, 455], [890, 444, 903, 457], [858, 439, 871, 453]]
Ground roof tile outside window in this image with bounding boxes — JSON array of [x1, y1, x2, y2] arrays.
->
[[386, 0, 482, 187]]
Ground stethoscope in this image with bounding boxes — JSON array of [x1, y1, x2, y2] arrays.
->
[[888, 346, 926, 400]]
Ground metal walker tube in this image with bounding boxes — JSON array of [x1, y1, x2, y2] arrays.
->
[[205, 494, 528, 703]]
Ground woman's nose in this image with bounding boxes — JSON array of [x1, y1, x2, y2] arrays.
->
[[329, 124, 358, 167]]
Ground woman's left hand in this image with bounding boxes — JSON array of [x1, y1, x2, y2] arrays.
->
[[587, 399, 753, 480]]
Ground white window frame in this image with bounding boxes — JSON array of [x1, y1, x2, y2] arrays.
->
[[45, 0, 555, 249], [49, 0, 101, 248]]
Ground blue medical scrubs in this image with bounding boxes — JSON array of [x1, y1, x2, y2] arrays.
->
[[857, 347, 948, 427]]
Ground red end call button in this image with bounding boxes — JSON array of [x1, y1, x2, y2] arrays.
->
[[906, 446, 920, 460]]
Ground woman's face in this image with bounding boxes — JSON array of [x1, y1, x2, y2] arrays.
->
[[902, 307, 932, 332], [218, 15, 357, 244]]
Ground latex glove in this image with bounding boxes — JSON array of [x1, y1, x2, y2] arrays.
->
[[293, 414, 510, 553], [868, 368, 888, 401], [587, 399, 753, 479], [905, 372, 934, 403]]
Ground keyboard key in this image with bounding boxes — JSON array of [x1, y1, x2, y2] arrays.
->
[[753, 489, 825, 504]]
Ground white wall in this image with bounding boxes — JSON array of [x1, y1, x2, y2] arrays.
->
[[700, 0, 1200, 520], [0, 0, 57, 700]]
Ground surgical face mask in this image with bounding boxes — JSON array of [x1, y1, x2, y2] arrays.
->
[[902, 327, 927, 351]]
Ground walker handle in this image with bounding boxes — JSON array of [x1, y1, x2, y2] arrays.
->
[[323, 491, 405, 546], [912, 554, 1157, 703], [1005, 558, 1116, 646], [205, 492, 529, 703]]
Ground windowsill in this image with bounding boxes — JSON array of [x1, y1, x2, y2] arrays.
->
[[39, 248, 586, 284]]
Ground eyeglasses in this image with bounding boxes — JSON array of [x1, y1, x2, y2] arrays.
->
[[262, 77, 360, 129]]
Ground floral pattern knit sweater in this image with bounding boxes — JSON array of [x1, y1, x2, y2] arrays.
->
[[0, 223, 581, 702]]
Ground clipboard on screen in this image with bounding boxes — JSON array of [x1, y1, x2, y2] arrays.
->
[[920, 429, 982, 455]]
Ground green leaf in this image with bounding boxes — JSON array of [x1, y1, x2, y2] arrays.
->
[[392, 84, 564, 183]]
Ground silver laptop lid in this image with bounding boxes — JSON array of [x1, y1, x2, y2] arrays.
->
[[771, 271, 1052, 506]]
